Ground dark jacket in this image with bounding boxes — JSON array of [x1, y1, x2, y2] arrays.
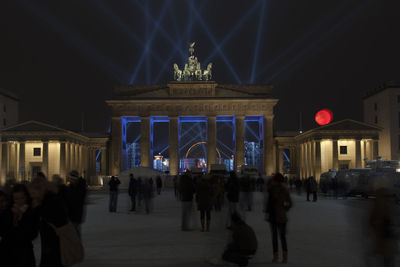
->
[[0, 207, 39, 267], [229, 221, 258, 252], [128, 178, 138, 196], [226, 177, 240, 203], [240, 176, 251, 192], [156, 176, 162, 188], [266, 183, 292, 223], [64, 178, 87, 224], [179, 175, 194, 202], [109, 178, 121, 192], [196, 178, 213, 211], [36, 192, 69, 267]]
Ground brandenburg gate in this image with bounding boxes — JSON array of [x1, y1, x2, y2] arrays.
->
[[106, 44, 278, 176]]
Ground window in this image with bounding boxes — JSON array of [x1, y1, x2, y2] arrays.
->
[[3, 104, 6, 113], [339, 164, 349, 170], [374, 102, 377, 111], [375, 116, 378, 124], [33, 148, 41, 156], [2, 118, 5, 126], [340, 146, 347, 155]]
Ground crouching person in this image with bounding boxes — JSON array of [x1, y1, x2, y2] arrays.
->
[[222, 213, 258, 267]]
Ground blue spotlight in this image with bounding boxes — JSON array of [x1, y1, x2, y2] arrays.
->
[[189, 1, 242, 83], [265, 0, 372, 83], [130, 0, 171, 84], [21, 0, 129, 84], [249, 0, 267, 83], [203, 1, 261, 65]]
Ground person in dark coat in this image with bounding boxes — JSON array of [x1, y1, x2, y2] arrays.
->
[[179, 173, 194, 231], [240, 174, 253, 211], [306, 176, 318, 202], [156, 175, 162, 195], [128, 174, 138, 211], [28, 175, 69, 267], [222, 213, 258, 267], [226, 171, 240, 228], [0, 184, 39, 267], [265, 173, 292, 264], [65, 170, 87, 236], [196, 175, 213, 232], [108, 176, 121, 212]]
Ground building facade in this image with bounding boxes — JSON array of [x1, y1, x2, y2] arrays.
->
[[364, 81, 400, 160], [0, 121, 108, 185], [0, 88, 19, 129]]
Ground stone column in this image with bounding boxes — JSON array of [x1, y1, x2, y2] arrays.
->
[[235, 116, 245, 172], [332, 139, 339, 170], [0, 143, 5, 185], [207, 116, 217, 171], [355, 139, 362, 168], [372, 140, 379, 160], [60, 142, 66, 179], [290, 147, 296, 174], [263, 115, 274, 175], [42, 142, 49, 177], [278, 147, 284, 174], [307, 141, 312, 178], [111, 117, 122, 175], [19, 142, 25, 181], [101, 147, 107, 175], [314, 140, 321, 180], [140, 116, 151, 167], [169, 117, 179, 176]]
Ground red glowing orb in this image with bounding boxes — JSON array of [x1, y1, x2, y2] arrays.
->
[[315, 109, 333, 125]]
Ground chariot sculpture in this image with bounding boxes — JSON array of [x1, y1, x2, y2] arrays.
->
[[173, 42, 213, 81]]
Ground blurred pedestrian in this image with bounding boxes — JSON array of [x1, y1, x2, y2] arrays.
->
[[28, 174, 69, 267], [196, 175, 213, 232], [294, 178, 302, 196], [179, 173, 194, 231], [0, 184, 39, 267], [108, 176, 121, 212], [156, 175, 162, 195], [65, 170, 87, 236], [142, 179, 154, 214], [265, 173, 292, 264], [370, 187, 398, 267], [128, 174, 138, 211], [222, 213, 257, 267], [306, 176, 318, 202], [226, 171, 240, 229], [240, 174, 253, 211]]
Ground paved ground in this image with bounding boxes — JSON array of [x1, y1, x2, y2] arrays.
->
[[33, 189, 400, 266]]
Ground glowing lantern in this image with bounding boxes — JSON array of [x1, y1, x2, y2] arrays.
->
[[315, 109, 333, 125]]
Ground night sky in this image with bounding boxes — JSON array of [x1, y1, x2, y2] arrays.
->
[[1, 0, 399, 134]]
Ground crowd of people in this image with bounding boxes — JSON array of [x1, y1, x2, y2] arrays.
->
[[0, 170, 87, 267]]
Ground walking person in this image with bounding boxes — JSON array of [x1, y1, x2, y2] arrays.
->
[[128, 174, 137, 211], [156, 175, 162, 195], [196, 175, 213, 232], [179, 173, 195, 231], [27, 174, 70, 267], [64, 170, 87, 237], [306, 176, 318, 202], [108, 176, 121, 212], [226, 171, 240, 229], [142, 179, 154, 214], [265, 173, 293, 264], [0, 184, 39, 267]]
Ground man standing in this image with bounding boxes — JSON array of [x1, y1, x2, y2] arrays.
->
[[156, 175, 162, 195], [226, 171, 240, 229], [108, 176, 121, 212], [265, 173, 292, 264], [128, 174, 137, 211], [306, 176, 318, 202], [179, 173, 194, 231], [65, 170, 87, 236]]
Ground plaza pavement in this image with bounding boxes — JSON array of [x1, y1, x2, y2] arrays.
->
[[34, 188, 399, 266]]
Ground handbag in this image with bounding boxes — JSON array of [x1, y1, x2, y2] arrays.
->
[[48, 221, 84, 266]]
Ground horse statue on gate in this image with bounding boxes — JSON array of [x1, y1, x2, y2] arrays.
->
[[195, 62, 202, 80], [173, 63, 183, 81], [203, 63, 213, 81]]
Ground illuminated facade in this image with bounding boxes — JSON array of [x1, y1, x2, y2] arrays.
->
[[275, 119, 381, 180], [363, 81, 400, 160], [107, 82, 278, 176], [0, 121, 108, 185]]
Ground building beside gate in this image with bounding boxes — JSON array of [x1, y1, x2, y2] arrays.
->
[[0, 121, 108, 185]]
